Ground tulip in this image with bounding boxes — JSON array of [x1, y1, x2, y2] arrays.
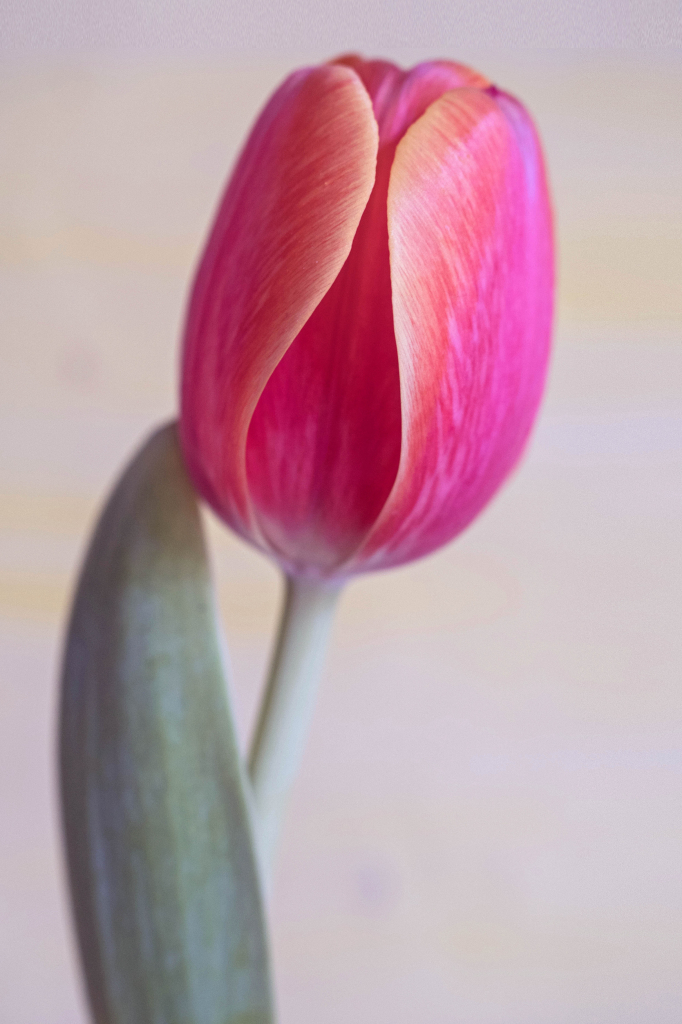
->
[[179, 56, 554, 869], [180, 55, 553, 583], [59, 58, 555, 1012]]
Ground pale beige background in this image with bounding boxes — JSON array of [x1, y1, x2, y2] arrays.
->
[[1, 3, 681, 1021]]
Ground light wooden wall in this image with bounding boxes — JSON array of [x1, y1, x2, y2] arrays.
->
[[1, 50, 680, 1024]]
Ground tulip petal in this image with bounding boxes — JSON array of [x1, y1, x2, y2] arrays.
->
[[180, 64, 379, 545], [244, 60, 494, 577], [245, 138, 401, 574], [334, 55, 490, 145], [350, 86, 554, 573]]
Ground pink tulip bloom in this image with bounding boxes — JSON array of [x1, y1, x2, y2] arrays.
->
[[180, 56, 554, 581]]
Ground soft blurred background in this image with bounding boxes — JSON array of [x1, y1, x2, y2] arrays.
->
[[1, 1, 681, 1021]]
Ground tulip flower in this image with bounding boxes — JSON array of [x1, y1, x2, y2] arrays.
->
[[179, 55, 554, 869], [59, 57, 554, 1020], [180, 55, 553, 583]]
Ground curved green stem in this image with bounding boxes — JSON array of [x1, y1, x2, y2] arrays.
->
[[248, 575, 342, 880]]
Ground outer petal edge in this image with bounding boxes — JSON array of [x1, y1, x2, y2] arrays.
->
[[347, 86, 554, 574], [180, 64, 379, 548]]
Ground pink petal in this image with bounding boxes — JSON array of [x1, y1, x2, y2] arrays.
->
[[349, 86, 554, 573], [334, 55, 490, 145], [245, 138, 401, 574], [246, 59, 497, 578], [180, 64, 379, 546]]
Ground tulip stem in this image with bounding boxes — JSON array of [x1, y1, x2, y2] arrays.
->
[[248, 575, 342, 881]]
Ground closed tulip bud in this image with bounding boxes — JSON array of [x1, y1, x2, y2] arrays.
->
[[59, 58, 554, 997], [180, 55, 554, 582]]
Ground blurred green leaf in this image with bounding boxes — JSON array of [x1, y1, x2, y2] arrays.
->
[[60, 423, 272, 1024]]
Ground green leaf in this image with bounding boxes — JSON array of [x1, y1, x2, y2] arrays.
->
[[60, 422, 272, 1024]]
